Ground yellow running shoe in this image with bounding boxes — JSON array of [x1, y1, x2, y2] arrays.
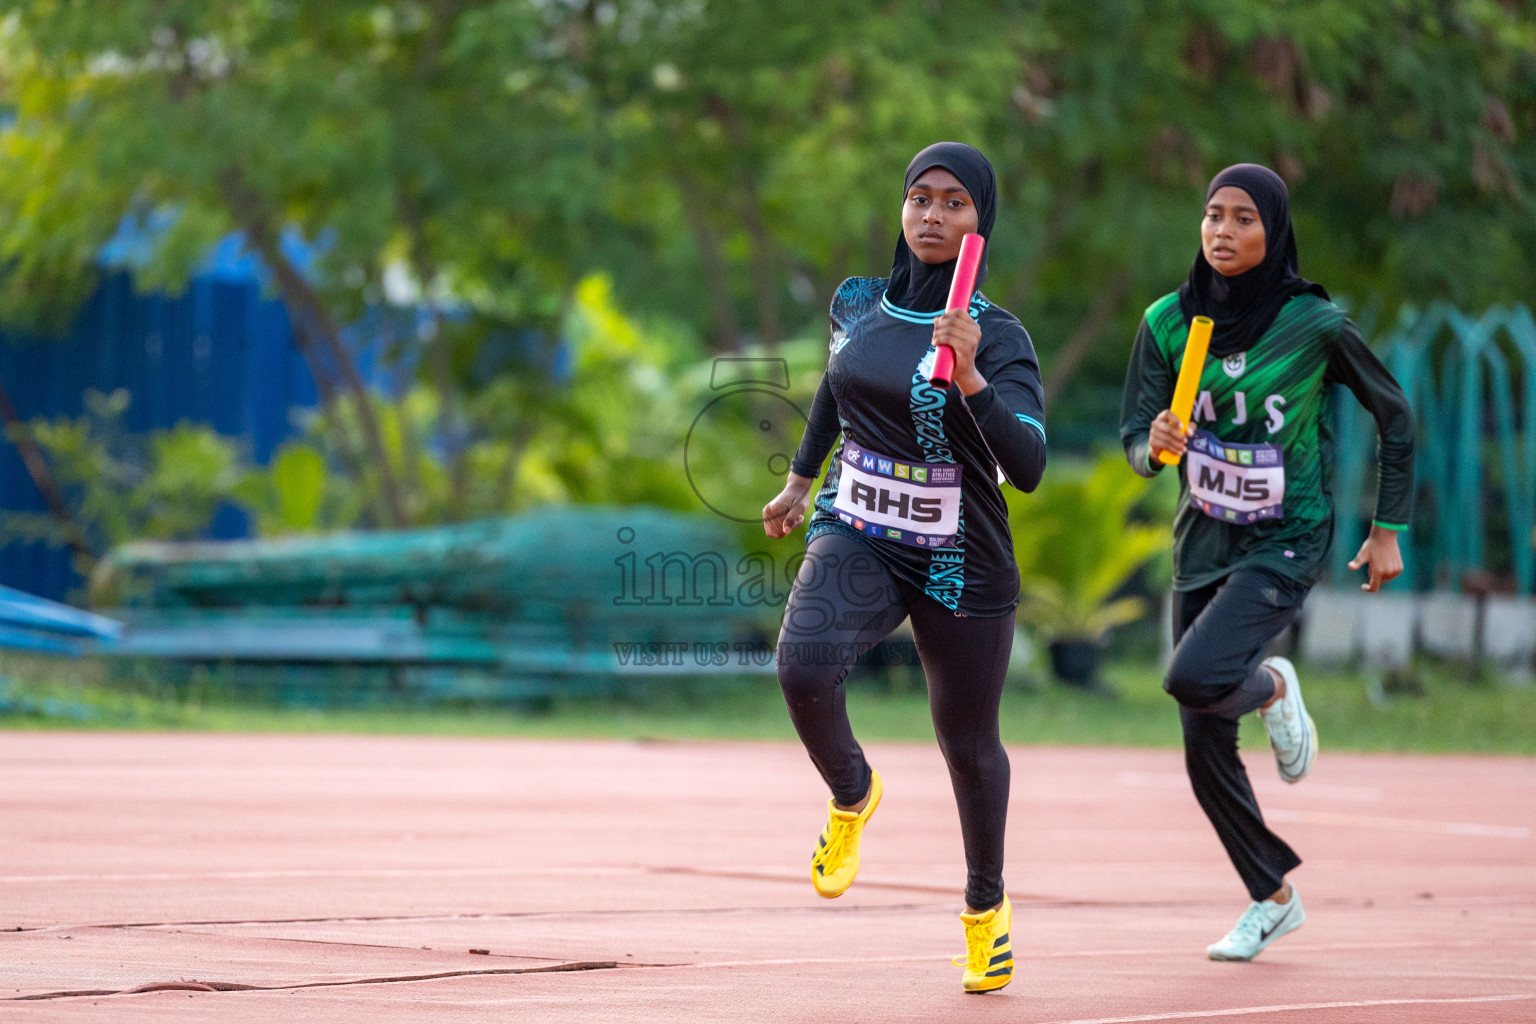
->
[[810, 770, 882, 898], [956, 893, 1014, 993]]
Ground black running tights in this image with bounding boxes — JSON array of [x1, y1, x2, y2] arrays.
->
[[777, 530, 1015, 911]]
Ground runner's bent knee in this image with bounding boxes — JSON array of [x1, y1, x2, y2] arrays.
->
[[1164, 641, 1237, 710]]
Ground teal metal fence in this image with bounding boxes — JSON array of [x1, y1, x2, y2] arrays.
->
[[1333, 304, 1536, 594]]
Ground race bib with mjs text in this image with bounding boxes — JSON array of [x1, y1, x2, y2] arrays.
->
[[832, 442, 962, 549], [1186, 430, 1285, 524]]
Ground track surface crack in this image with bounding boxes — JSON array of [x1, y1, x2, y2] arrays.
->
[[4, 959, 662, 1002], [12, 899, 951, 933], [12, 888, 1529, 935]]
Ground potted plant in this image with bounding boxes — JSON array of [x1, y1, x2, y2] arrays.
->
[[1006, 453, 1171, 687]]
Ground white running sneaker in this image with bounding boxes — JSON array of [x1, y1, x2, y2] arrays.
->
[[1258, 656, 1317, 783], [1207, 886, 1306, 961]]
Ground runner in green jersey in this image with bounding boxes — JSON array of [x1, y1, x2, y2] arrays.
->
[[1120, 164, 1415, 962]]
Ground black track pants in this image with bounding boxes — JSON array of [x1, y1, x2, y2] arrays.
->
[[1170, 567, 1308, 901], [777, 529, 1015, 911]]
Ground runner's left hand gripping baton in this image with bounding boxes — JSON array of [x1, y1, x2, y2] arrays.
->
[[928, 233, 985, 389]]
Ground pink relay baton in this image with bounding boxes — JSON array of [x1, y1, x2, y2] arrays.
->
[[928, 232, 985, 388]]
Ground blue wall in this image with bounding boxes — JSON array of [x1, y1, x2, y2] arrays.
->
[[0, 271, 319, 600]]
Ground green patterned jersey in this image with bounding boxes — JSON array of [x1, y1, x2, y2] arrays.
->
[[1120, 292, 1415, 591]]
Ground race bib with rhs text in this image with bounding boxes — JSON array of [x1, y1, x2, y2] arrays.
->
[[832, 442, 962, 549]]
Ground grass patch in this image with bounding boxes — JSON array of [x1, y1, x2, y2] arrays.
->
[[0, 652, 1532, 754]]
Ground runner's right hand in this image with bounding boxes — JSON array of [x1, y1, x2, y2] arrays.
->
[[763, 475, 814, 539], [1149, 409, 1191, 461]]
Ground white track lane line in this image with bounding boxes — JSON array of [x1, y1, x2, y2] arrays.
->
[[1033, 993, 1536, 1024], [0, 866, 646, 884], [621, 942, 1536, 969], [1115, 771, 1383, 802], [1115, 770, 1530, 837], [1264, 808, 1531, 839]]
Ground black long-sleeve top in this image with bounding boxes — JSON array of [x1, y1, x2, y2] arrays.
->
[[790, 276, 1047, 615]]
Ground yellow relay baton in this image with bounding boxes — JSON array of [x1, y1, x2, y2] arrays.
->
[[1157, 315, 1214, 467]]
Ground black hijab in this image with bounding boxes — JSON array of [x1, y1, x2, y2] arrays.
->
[[1178, 163, 1328, 358], [885, 142, 997, 313]]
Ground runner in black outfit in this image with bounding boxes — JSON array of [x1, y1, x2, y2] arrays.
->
[[762, 142, 1047, 994], [1120, 163, 1415, 961]]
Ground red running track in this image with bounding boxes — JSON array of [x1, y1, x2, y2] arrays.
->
[[0, 733, 1532, 1022]]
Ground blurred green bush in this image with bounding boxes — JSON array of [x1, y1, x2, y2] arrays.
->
[[1007, 452, 1173, 645]]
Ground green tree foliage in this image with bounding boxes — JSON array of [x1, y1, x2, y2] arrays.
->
[[8, 2, 1529, 351], [0, 0, 1530, 541], [0, 1, 595, 527], [0, 389, 242, 575], [539, 1, 1535, 379], [272, 274, 719, 527], [230, 443, 355, 536]]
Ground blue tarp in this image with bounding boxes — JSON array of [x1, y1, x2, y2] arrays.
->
[[0, 583, 120, 654], [0, 270, 319, 599]]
